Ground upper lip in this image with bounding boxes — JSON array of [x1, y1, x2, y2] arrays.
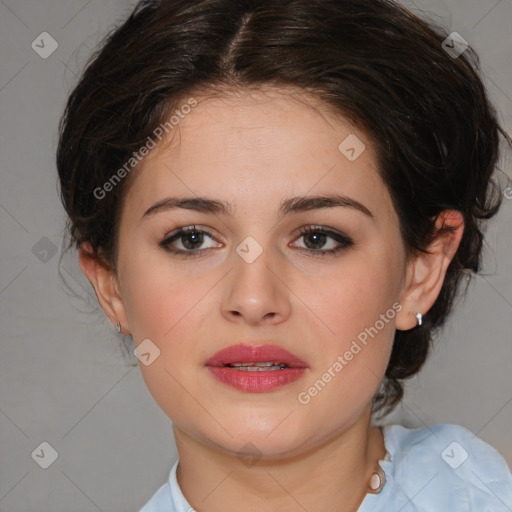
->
[[205, 343, 309, 368]]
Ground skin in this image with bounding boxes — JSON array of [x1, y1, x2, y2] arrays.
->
[[79, 86, 464, 512]]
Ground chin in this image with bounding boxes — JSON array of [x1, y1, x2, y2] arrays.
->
[[205, 418, 313, 459]]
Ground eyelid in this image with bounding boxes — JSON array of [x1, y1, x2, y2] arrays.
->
[[160, 225, 221, 247], [291, 225, 354, 254]]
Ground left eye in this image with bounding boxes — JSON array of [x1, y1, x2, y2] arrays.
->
[[291, 226, 353, 256]]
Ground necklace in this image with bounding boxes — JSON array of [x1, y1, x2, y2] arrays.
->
[[368, 464, 386, 494], [367, 452, 390, 494]]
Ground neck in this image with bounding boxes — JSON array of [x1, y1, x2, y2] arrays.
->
[[174, 405, 386, 512]]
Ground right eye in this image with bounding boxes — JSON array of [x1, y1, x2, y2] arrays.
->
[[160, 225, 222, 256]]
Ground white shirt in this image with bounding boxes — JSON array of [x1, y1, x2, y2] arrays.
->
[[139, 423, 512, 511]]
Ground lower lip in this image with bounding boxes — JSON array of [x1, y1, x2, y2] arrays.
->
[[206, 366, 307, 392]]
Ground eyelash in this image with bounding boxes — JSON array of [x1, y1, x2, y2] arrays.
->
[[159, 225, 354, 258]]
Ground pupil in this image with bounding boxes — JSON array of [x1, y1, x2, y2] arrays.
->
[[305, 232, 326, 249], [183, 231, 203, 249]]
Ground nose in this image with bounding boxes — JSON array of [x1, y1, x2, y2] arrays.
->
[[221, 244, 292, 327]]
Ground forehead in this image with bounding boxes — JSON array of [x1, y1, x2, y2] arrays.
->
[[121, 86, 393, 221]]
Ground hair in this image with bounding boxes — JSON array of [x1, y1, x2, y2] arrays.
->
[[56, 0, 510, 417]]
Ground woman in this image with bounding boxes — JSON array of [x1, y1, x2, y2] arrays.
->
[[56, 0, 512, 510]]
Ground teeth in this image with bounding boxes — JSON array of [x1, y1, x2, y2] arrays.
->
[[230, 362, 276, 367], [226, 361, 289, 371], [230, 365, 286, 371]]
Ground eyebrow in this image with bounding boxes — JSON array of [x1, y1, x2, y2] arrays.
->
[[141, 194, 374, 220]]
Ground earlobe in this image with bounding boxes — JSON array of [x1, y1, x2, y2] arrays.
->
[[78, 242, 130, 333], [395, 210, 464, 331]]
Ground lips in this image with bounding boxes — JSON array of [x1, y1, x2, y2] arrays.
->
[[204, 343, 308, 392], [205, 343, 308, 369]]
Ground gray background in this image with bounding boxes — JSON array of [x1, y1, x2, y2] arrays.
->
[[1, 0, 511, 510]]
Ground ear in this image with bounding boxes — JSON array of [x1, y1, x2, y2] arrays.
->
[[395, 210, 464, 330], [78, 242, 131, 334]]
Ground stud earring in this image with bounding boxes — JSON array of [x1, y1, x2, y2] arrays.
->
[[115, 321, 121, 333], [413, 312, 422, 326]]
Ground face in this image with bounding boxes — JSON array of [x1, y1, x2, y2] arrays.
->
[[114, 87, 409, 458]]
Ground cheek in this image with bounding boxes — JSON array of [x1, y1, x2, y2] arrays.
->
[[120, 248, 208, 341], [295, 251, 401, 413], [119, 251, 222, 385], [119, 258, 217, 417], [307, 251, 402, 349]]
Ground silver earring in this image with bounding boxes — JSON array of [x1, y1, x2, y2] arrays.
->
[[413, 312, 422, 326], [115, 321, 121, 333]]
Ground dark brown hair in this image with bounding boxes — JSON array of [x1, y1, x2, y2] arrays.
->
[[56, 0, 510, 416]]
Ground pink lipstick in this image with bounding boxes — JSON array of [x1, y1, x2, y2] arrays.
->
[[205, 343, 308, 392]]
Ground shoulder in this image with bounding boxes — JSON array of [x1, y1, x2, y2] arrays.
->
[[382, 423, 512, 511]]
